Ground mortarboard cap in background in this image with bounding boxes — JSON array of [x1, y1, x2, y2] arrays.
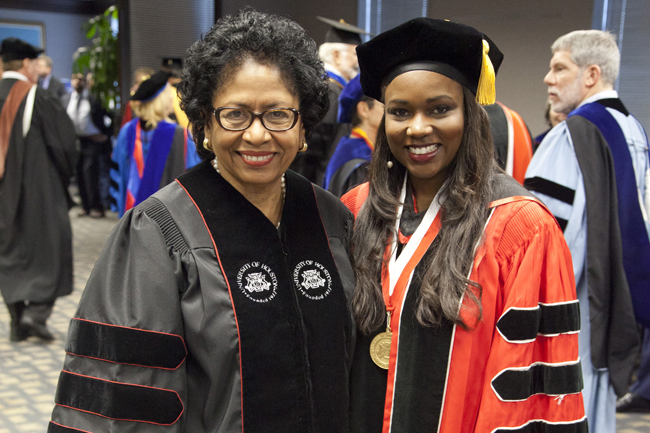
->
[[317, 16, 368, 45], [338, 75, 365, 123], [0, 38, 43, 62], [161, 57, 182, 71], [356, 18, 503, 105], [131, 71, 172, 102], [161, 57, 183, 79]]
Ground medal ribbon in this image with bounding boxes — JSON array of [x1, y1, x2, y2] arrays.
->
[[381, 176, 444, 432]]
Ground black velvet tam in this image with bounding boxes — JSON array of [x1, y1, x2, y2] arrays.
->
[[0, 37, 43, 62], [317, 16, 368, 45], [131, 70, 171, 102], [356, 17, 503, 100]]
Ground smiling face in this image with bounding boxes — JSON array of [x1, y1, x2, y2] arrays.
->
[[206, 59, 304, 193], [544, 50, 587, 115], [384, 70, 464, 195]]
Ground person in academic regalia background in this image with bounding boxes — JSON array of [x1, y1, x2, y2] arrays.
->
[[323, 74, 383, 196], [120, 66, 155, 127], [50, 10, 355, 433], [36, 55, 67, 103], [290, 16, 367, 184], [109, 70, 200, 217], [161, 57, 190, 128], [0, 38, 77, 342], [533, 102, 567, 150], [342, 18, 586, 432], [525, 30, 649, 433], [483, 101, 534, 184]]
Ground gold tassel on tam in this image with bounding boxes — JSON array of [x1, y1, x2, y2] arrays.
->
[[476, 39, 496, 105]]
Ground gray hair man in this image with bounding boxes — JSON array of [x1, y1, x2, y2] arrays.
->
[[36, 54, 67, 101], [526, 30, 650, 433]]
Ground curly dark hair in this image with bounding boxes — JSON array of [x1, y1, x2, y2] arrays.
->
[[178, 9, 330, 160]]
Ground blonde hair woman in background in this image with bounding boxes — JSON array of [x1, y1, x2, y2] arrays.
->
[[109, 71, 200, 216]]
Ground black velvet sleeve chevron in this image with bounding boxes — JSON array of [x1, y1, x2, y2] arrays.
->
[[48, 421, 90, 433], [55, 371, 184, 425], [491, 362, 583, 402], [524, 177, 575, 205], [66, 318, 187, 369], [493, 419, 588, 433], [496, 302, 580, 342]]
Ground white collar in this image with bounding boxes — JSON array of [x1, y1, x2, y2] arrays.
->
[[578, 90, 618, 108], [2, 71, 30, 82], [388, 175, 445, 296]]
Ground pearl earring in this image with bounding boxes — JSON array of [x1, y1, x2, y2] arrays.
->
[[387, 160, 394, 169]]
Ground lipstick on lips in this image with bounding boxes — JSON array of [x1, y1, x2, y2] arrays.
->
[[238, 151, 276, 167], [406, 144, 440, 163]]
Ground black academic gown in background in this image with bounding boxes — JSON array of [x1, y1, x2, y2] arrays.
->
[[49, 163, 356, 433], [40, 75, 68, 104], [290, 80, 350, 184], [0, 78, 77, 305]]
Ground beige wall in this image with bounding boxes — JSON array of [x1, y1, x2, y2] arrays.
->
[[429, 0, 594, 136]]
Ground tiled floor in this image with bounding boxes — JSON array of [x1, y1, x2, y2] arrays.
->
[[0, 209, 117, 433], [1, 209, 649, 432]]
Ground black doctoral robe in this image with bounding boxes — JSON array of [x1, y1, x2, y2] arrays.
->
[[0, 77, 77, 304], [49, 162, 356, 432]]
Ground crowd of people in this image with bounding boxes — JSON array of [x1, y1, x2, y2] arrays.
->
[[1, 8, 649, 433]]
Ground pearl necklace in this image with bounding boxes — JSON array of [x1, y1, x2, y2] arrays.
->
[[211, 157, 286, 229]]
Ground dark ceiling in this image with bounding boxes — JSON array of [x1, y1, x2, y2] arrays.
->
[[1, 0, 115, 15]]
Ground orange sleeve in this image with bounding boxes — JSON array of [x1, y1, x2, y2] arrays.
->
[[473, 202, 585, 431], [509, 108, 533, 185], [340, 182, 369, 218]]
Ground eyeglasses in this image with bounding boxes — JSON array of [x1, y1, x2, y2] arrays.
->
[[213, 107, 300, 131]]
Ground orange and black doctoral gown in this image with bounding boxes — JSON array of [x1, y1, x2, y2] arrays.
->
[[343, 173, 586, 433]]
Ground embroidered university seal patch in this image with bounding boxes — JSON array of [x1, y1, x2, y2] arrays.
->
[[293, 260, 332, 300], [237, 262, 278, 303]]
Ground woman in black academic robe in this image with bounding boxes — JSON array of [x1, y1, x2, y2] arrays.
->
[[48, 11, 355, 433]]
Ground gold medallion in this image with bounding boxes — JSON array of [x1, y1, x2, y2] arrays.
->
[[369, 331, 392, 369]]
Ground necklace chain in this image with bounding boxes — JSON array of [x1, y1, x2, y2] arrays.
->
[[211, 157, 286, 228]]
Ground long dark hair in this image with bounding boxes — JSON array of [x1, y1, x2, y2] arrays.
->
[[351, 86, 496, 334]]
